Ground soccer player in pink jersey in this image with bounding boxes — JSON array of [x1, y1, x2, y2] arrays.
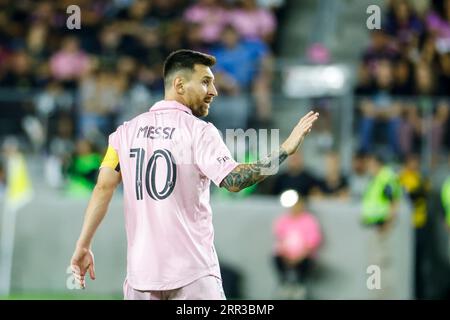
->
[[70, 49, 319, 300]]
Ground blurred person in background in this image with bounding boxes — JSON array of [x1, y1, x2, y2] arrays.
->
[[34, 80, 77, 187], [130, 25, 165, 92], [225, 0, 276, 126], [413, 61, 440, 150], [150, 0, 185, 25], [115, 56, 155, 125], [397, 61, 437, 158], [425, 0, 450, 55], [71, 0, 108, 54], [1, 50, 36, 89], [385, 0, 424, 57], [266, 151, 321, 198], [398, 153, 430, 299], [354, 63, 375, 97], [209, 24, 273, 131], [272, 195, 322, 299], [398, 65, 449, 166], [442, 156, 450, 230], [430, 102, 449, 166], [315, 151, 349, 199], [93, 25, 124, 70], [358, 59, 402, 159], [65, 139, 102, 198], [399, 154, 430, 228], [417, 32, 438, 66], [348, 151, 371, 199], [45, 113, 76, 189], [1, 136, 33, 210], [49, 36, 89, 87], [228, 0, 277, 44], [36, 80, 75, 132], [115, 0, 154, 30], [362, 152, 402, 299], [0, 159, 5, 200], [398, 105, 422, 157], [385, 0, 424, 38], [437, 51, 450, 95], [0, 50, 37, 139], [79, 66, 128, 140], [160, 20, 186, 60], [392, 59, 414, 97], [183, 0, 229, 46], [442, 157, 450, 280], [184, 22, 210, 53], [362, 29, 399, 74], [25, 21, 51, 86], [308, 98, 335, 152]]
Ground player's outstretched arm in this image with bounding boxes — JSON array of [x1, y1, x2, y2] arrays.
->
[[220, 111, 319, 192], [70, 167, 121, 288]]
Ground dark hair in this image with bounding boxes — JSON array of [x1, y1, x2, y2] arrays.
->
[[163, 49, 216, 86]]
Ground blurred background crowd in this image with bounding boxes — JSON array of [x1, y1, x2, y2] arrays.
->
[[354, 0, 450, 164], [0, 0, 285, 193], [0, 0, 449, 300]]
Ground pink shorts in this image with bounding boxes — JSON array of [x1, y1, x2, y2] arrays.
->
[[123, 275, 226, 300]]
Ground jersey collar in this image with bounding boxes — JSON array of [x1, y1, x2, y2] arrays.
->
[[150, 100, 193, 115]]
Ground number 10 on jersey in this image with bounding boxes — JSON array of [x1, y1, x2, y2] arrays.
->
[[129, 148, 177, 201]]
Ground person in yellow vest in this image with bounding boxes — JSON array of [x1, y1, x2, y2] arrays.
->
[[2, 137, 33, 210], [0, 137, 33, 295], [398, 153, 430, 299], [399, 154, 430, 228], [442, 174, 450, 266], [362, 152, 401, 299], [442, 175, 450, 232]]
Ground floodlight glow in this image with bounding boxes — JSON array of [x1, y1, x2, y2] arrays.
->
[[280, 189, 299, 208]]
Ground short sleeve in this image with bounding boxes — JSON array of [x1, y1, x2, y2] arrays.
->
[[108, 126, 121, 152], [194, 123, 238, 187]]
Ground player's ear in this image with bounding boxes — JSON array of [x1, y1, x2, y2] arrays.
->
[[174, 76, 185, 95]]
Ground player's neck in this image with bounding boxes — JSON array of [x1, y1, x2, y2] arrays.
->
[[164, 94, 188, 107]]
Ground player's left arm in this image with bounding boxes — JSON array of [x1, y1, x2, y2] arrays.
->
[[220, 111, 319, 192], [219, 148, 288, 192]]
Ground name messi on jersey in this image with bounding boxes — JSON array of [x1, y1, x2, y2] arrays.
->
[[137, 126, 176, 140]]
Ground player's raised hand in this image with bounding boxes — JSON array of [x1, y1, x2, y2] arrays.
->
[[71, 246, 96, 289], [281, 111, 319, 155]]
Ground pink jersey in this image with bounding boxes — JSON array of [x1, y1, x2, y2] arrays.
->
[[105, 100, 238, 291], [273, 212, 322, 259]]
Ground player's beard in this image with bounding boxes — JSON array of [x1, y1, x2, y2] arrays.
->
[[192, 101, 210, 117], [200, 102, 209, 117]]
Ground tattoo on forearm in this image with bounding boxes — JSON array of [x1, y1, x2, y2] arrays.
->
[[220, 148, 288, 192]]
